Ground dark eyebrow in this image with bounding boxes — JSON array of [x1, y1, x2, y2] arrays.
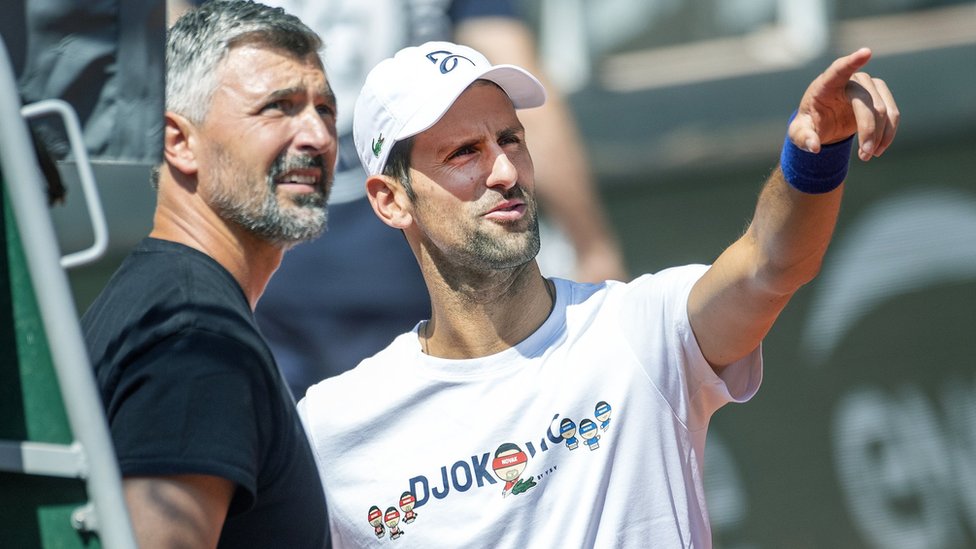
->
[[264, 85, 337, 106], [265, 86, 301, 102], [497, 126, 523, 141], [437, 123, 525, 159]]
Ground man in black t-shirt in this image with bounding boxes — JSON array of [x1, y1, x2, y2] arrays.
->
[[81, 1, 336, 546]]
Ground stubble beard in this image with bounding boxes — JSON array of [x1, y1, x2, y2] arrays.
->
[[425, 185, 541, 273], [208, 147, 332, 245], [466, 212, 541, 270]]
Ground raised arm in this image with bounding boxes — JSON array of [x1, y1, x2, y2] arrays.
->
[[688, 48, 899, 370]]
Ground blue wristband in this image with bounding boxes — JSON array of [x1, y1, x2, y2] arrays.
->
[[780, 112, 855, 194]]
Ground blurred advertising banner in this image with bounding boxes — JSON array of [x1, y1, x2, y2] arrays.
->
[[603, 137, 976, 548]]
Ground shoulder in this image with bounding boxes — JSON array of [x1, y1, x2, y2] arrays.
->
[[625, 264, 710, 292], [90, 238, 247, 318], [83, 239, 262, 377], [603, 265, 710, 308], [551, 266, 710, 350], [551, 265, 708, 317], [86, 239, 244, 314]]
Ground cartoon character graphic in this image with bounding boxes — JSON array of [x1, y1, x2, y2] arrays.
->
[[595, 401, 612, 431], [579, 418, 600, 450], [559, 417, 579, 450], [491, 442, 536, 497], [368, 505, 385, 539], [399, 491, 418, 523], [385, 506, 404, 540]]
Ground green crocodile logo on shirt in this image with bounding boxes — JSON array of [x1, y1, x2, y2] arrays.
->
[[510, 476, 537, 495]]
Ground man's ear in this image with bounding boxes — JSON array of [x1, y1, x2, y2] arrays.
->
[[366, 175, 412, 229], [163, 112, 199, 176]]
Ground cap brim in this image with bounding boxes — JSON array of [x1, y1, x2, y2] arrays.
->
[[480, 65, 547, 110], [395, 64, 546, 142]]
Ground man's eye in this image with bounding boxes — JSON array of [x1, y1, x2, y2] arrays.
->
[[316, 104, 336, 117], [448, 146, 475, 160]]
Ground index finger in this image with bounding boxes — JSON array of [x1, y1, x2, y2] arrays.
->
[[821, 48, 873, 89]]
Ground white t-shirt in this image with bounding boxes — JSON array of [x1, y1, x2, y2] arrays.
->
[[299, 265, 762, 548]]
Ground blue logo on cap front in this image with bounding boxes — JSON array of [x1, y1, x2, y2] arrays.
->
[[425, 50, 476, 74]]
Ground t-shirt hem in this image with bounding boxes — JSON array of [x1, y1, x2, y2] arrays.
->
[[118, 458, 256, 501]]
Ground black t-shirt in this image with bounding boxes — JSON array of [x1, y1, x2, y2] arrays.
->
[[82, 238, 328, 548]]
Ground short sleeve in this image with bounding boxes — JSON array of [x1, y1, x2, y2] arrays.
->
[[617, 265, 763, 429], [105, 329, 271, 512]]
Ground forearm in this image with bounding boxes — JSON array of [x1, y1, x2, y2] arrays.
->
[[689, 166, 845, 368], [746, 166, 844, 297]]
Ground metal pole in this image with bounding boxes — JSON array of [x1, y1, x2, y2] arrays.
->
[[0, 39, 137, 549]]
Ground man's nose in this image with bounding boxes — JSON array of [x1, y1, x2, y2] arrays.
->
[[486, 152, 518, 191], [295, 107, 336, 157]]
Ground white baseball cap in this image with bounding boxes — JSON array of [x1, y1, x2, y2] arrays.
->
[[353, 41, 547, 177]]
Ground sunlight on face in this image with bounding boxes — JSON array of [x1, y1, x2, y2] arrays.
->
[[198, 44, 337, 244], [408, 83, 540, 272]]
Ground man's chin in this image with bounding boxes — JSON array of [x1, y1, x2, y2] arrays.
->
[[258, 207, 328, 247], [287, 210, 328, 241], [282, 188, 328, 208]]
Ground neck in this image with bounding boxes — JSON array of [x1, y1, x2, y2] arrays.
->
[[151, 183, 283, 311], [420, 262, 555, 359]]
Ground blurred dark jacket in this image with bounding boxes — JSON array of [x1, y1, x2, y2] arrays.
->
[[3, 0, 165, 163]]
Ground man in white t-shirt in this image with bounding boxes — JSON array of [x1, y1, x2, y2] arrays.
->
[[299, 41, 899, 547]]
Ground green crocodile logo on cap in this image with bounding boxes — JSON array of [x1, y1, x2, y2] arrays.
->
[[372, 134, 385, 157]]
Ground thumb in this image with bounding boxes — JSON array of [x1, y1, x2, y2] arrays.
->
[[789, 112, 823, 154]]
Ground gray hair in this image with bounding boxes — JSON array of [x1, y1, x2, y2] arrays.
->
[[166, 0, 323, 123]]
